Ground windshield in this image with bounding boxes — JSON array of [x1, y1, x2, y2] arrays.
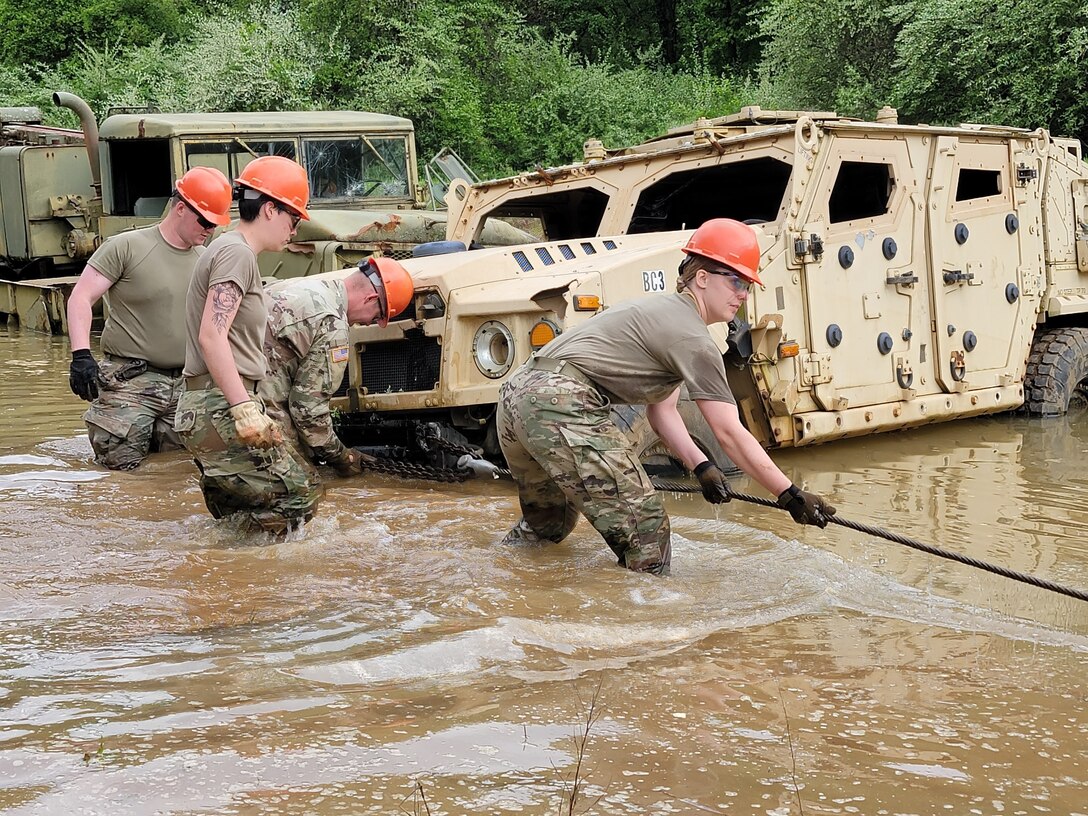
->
[[303, 136, 410, 201]]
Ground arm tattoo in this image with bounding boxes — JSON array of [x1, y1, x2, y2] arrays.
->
[[209, 282, 243, 334]]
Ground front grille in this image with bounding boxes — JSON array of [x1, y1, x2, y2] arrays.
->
[[361, 328, 441, 393]]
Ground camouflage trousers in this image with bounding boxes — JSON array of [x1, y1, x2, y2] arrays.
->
[[174, 384, 323, 533], [83, 357, 184, 471], [496, 366, 670, 573]]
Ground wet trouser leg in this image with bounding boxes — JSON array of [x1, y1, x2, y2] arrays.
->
[[498, 368, 670, 572], [175, 386, 322, 531], [83, 367, 183, 470]]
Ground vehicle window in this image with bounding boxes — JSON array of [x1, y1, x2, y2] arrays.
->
[[475, 188, 609, 245], [303, 136, 410, 200], [184, 140, 297, 185], [629, 157, 791, 233], [829, 161, 894, 223], [108, 138, 172, 216], [956, 168, 1001, 201]]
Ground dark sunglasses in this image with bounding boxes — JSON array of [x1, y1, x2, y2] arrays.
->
[[181, 198, 215, 230], [708, 268, 753, 294], [360, 261, 388, 324], [273, 202, 303, 229]]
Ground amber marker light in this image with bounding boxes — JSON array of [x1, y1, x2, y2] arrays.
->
[[529, 319, 560, 349], [573, 295, 601, 311], [778, 340, 801, 358]]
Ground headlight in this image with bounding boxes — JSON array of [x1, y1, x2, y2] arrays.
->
[[473, 320, 515, 378]]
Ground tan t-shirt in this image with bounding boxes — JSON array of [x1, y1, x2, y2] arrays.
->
[[183, 231, 268, 380], [88, 225, 203, 369], [540, 292, 735, 406]]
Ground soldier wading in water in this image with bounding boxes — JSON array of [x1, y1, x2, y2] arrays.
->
[[497, 218, 836, 573], [259, 257, 414, 476], [175, 156, 320, 533]]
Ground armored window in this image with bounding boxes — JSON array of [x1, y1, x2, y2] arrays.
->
[[303, 136, 410, 201], [629, 157, 791, 233], [828, 161, 894, 223], [955, 168, 1001, 201], [107, 139, 171, 217], [184, 140, 296, 187], [475, 188, 609, 246]]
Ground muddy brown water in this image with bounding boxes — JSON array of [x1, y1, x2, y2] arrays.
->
[[1, 325, 1086, 816]]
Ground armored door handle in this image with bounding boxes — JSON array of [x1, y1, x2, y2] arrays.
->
[[943, 269, 974, 285], [885, 272, 918, 286]]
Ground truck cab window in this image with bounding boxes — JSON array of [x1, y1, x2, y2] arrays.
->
[[303, 136, 410, 200]]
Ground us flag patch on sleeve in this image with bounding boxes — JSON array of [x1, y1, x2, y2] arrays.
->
[[329, 346, 350, 364]]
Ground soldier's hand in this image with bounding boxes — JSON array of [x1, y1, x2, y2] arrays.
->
[[694, 460, 731, 504], [777, 484, 836, 528], [228, 400, 283, 449], [330, 448, 376, 476], [69, 349, 101, 401]]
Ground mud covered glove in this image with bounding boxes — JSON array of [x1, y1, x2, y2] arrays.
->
[[777, 484, 836, 528], [69, 349, 101, 401], [328, 448, 377, 476], [228, 400, 282, 449], [694, 460, 731, 504]]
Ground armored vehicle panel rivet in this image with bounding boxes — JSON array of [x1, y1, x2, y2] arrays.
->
[[877, 332, 894, 355], [826, 324, 843, 347], [838, 246, 854, 268], [902, 328, 913, 341], [1005, 283, 1020, 303], [963, 331, 978, 352], [947, 324, 957, 336], [955, 223, 970, 244], [882, 237, 897, 259], [1005, 213, 1019, 234]]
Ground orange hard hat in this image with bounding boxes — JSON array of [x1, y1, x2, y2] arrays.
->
[[176, 166, 232, 226], [359, 256, 414, 327], [681, 218, 762, 286], [235, 155, 310, 221]]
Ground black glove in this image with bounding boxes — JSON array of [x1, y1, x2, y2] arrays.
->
[[69, 349, 101, 401], [694, 460, 731, 504], [777, 484, 836, 528]]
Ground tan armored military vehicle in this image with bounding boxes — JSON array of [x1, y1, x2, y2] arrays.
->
[[327, 106, 1088, 473], [0, 93, 523, 331]]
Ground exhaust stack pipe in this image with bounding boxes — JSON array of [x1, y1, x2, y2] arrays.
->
[[52, 91, 101, 194]]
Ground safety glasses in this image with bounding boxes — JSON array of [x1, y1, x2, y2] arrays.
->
[[181, 198, 215, 230], [709, 269, 753, 294], [360, 261, 389, 326], [273, 202, 303, 229]]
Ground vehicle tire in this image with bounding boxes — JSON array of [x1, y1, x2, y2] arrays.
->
[[1023, 327, 1088, 416]]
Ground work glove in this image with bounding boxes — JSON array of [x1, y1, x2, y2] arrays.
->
[[69, 349, 101, 401], [694, 460, 731, 504], [328, 448, 377, 476], [228, 400, 282, 449], [777, 484, 836, 528]]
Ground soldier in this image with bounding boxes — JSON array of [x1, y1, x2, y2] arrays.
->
[[174, 155, 320, 534], [259, 258, 414, 475], [66, 167, 233, 470], [497, 218, 837, 573]]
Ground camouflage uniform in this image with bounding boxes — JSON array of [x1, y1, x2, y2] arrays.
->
[[258, 278, 352, 466], [497, 364, 670, 573], [175, 384, 322, 533], [84, 358, 184, 470]]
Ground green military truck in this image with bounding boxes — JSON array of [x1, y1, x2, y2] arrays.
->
[[0, 92, 523, 331], [324, 106, 1088, 475]]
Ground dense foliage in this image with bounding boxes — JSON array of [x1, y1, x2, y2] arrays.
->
[[1, 0, 1084, 178]]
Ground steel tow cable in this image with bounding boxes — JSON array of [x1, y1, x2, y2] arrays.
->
[[649, 477, 1088, 603]]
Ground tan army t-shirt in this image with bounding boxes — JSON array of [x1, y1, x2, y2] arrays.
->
[[183, 231, 268, 381], [540, 292, 736, 406], [88, 225, 203, 369]]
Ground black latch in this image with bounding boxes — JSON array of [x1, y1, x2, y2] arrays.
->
[[1016, 163, 1038, 186], [886, 271, 918, 286], [943, 269, 975, 285], [793, 233, 824, 262]]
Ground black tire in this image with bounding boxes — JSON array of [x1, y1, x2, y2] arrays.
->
[[1023, 327, 1088, 416]]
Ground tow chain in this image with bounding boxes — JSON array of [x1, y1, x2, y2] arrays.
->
[[355, 432, 510, 482]]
